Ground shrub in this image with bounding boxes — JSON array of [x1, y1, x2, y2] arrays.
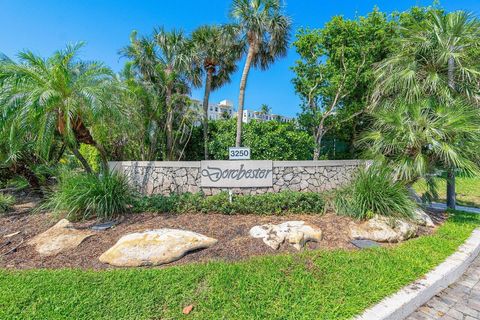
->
[[185, 119, 315, 160], [133, 191, 325, 215], [44, 171, 135, 221], [334, 166, 415, 220], [0, 194, 15, 214]]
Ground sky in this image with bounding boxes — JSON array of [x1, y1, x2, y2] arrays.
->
[[1, 0, 479, 117]]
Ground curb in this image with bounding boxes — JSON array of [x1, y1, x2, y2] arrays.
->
[[355, 227, 480, 320]]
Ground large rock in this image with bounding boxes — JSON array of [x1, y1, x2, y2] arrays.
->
[[99, 229, 218, 267], [350, 215, 418, 243], [28, 219, 94, 256], [249, 221, 322, 250], [412, 208, 435, 227]]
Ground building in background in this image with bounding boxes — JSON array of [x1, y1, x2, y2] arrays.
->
[[190, 98, 293, 123], [241, 109, 293, 124], [190, 99, 235, 121]]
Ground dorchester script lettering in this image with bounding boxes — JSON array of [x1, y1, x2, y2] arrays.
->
[[200, 161, 273, 188]]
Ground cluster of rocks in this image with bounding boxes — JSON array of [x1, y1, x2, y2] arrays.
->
[[117, 162, 359, 196], [25, 209, 434, 267]]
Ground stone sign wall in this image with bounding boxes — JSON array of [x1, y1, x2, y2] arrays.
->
[[109, 160, 365, 196]]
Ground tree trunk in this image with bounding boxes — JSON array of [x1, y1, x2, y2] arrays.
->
[[94, 142, 110, 173], [203, 69, 213, 160], [446, 50, 456, 210], [14, 163, 42, 192], [71, 146, 93, 174], [236, 45, 255, 147], [446, 170, 456, 209], [165, 85, 174, 160]]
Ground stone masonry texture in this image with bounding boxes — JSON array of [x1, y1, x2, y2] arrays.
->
[[109, 160, 364, 196]]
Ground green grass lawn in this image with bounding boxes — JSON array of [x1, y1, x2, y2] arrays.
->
[[414, 177, 480, 208], [0, 211, 479, 320]]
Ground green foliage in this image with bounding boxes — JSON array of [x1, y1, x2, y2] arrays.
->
[[0, 43, 119, 173], [0, 194, 15, 214], [0, 212, 478, 319], [359, 98, 480, 197], [79, 144, 101, 173], [334, 166, 415, 220], [133, 191, 325, 215], [292, 8, 397, 158], [44, 171, 135, 221], [194, 119, 314, 160]]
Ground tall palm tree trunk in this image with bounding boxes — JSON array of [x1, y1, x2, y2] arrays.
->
[[165, 86, 174, 161], [446, 51, 456, 209], [235, 45, 255, 147], [202, 69, 213, 159]]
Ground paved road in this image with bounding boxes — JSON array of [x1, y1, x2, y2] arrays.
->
[[407, 255, 480, 320]]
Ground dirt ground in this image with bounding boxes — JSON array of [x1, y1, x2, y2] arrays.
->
[[0, 193, 444, 270]]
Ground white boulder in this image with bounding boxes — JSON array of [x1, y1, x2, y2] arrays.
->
[[350, 215, 418, 243], [99, 229, 217, 267], [412, 208, 435, 227], [28, 219, 94, 256], [249, 221, 323, 250]]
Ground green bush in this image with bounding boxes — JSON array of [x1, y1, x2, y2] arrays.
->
[[185, 119, 315, 160], [0, 194, 15, 214], [334, 166, 415, 220], [44, 171, 135, 221], [133, 191, 325, 215]]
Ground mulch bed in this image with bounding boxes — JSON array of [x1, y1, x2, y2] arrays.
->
[[0, 195, 445, 270]]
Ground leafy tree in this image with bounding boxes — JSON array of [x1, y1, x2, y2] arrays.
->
[[373, 10, 480, 208], [292, 9, 396, 160], [192, 24, 242, 159], [230, 0, 291, 147], [0, 43, 119, 173]]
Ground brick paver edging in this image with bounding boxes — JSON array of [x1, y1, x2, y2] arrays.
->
[[355, 228, 480, 320]]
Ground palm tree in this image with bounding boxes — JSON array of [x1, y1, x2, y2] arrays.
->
[[0, 43, 118, 173], [122, 29, 197, 160], [260, 103, 271, 116], [359, 98, 480, 200], [192, 24, 242, 159], [230, 0, 291, 147], [372, 10, 480, 208]]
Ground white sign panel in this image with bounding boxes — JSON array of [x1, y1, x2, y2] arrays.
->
[[228, 147, 251, 160], [201, 160, 273, 188]]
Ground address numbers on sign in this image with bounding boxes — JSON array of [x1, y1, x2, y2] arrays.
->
[[229, 147, 251, 160]]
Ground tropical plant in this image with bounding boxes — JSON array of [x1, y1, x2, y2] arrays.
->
[[372, 10, 480, 208], [44, 170, 135, 221], [0, 43, 120, 174], [204, 119, 314, 160], [230, 0, 291, 147], [358, 98, 480, 199], [121, 29, 199, 160], [192, 24, 243, 159], [260, 103, 270, 115], [0, 193, 15, 214], [334, 166, 416, 220]]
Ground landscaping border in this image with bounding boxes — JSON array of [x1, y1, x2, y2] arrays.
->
[[355, 227, 480, 320]]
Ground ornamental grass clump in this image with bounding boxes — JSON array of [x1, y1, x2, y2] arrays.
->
[[0, 194, 15, 214], [44, 171, 135, 221], [334, 166, 415, 220]]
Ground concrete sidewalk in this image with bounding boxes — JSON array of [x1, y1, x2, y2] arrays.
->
[[428, 203, 480, 214]]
